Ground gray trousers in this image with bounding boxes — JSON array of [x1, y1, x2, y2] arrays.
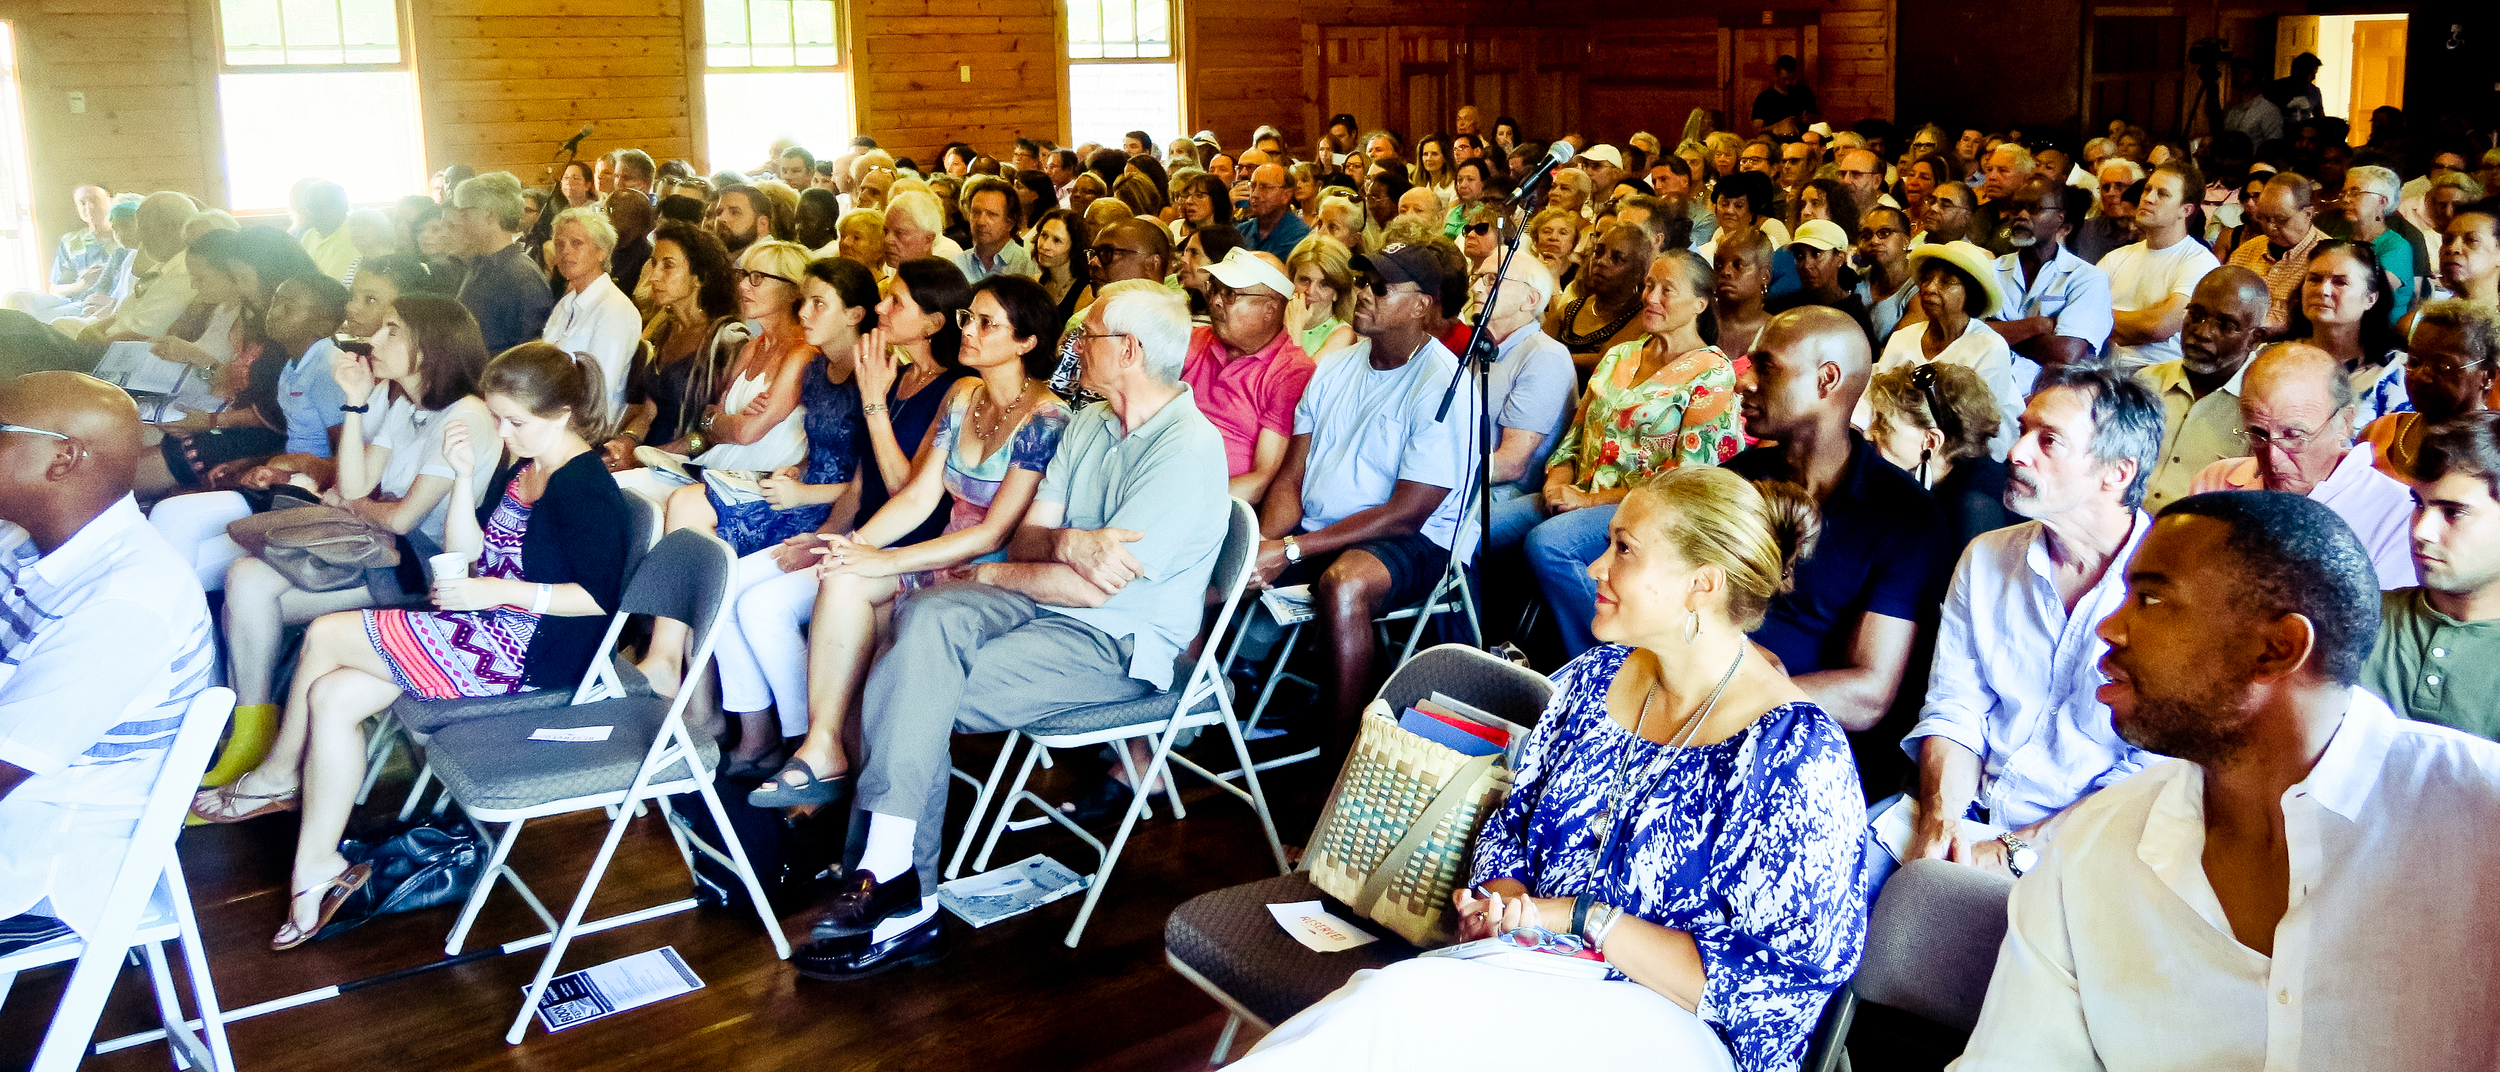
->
[[854, 581, 1151, 889]]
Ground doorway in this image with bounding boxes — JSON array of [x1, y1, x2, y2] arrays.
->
[[0, 22, 37, 295], [2278, 13, 2407, 145]]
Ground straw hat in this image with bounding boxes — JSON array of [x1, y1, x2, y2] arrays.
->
[[1904, 240, 2005, 320]]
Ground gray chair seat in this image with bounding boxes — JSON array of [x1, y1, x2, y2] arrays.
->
[[1165, 872, 1420, 1027], [425, 696, 719, 813], [393, 656, 658, 734], [1022, 676, 1231, 738]]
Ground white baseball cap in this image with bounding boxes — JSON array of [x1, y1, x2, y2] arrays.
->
[[1205, 247, 1295, 298], [1580, 144, 1626, 169], [1789, 219, 1851, 253]]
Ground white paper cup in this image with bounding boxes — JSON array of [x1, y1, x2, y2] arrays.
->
[[429, 553, 472, 584]]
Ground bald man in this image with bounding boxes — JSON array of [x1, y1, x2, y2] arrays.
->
[[1236, 162, 1310, 259], [2189, 343, 2419, 588], [1733, 306, 1954, 793], [2226, 172, 2330, 330], [2140, 265, 2271, 512], [0, 372, 214, 945]]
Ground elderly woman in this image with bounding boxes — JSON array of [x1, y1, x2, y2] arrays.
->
[[1168, 169, 1233, 241], [1873, 241, 2026, 459], [1528, 206, 1584, 287], [1234, 466, 1864, 1072], [1866, 361, 2015, 551], [198, 344, 629, 950], [1286, 233, 1358, 357], [835, 209, 887, 270], [1523, 251, 1744, 658], [1443, 158, 1493, 238], [752, 275, 1072, 806], [191, 297, 498, 812], [541, 206, 643, 407], [855, 167, 895, 213], [2285, 239, 2411, 425], [1067, 172, 1109, 221], [1312, 194, 1366, 252], [2364, 298, 2494, 482], [604, 221, 745, 468]]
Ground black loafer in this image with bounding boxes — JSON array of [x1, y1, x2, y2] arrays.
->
[[817, 868, 922, 935], [794, 916, 946, 981], [789, 929, 873, 977], [1066, 776, 1136, 826]]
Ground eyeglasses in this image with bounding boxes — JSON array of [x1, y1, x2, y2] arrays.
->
[[1210, 285, 1281, 306], [2233, 423, 2325, 449], [1087, 245, 1147, 264], [1863, 227, 1906, 241], [2414, 356, 2493, 377], [0, 422, 70, 443], [1072, 330, 1131, 346], [954, 308, 1010, 334], [733, 268, 795, 287]]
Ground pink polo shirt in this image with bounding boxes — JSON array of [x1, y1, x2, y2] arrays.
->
[[2192, 441, 2420, 590], [1178, 325, 1316, 477]]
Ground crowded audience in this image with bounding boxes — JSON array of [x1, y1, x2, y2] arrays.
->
[[10, 80, 2500, 1072]]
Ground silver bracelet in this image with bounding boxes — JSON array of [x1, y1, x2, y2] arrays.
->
[[1590, 903, 1627, 952]]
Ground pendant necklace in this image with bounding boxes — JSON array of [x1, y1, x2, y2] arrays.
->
[[1593, 646, 1746, 861]]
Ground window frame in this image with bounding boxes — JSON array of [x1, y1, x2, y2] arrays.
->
[[207, 0, 426, 213], [695, 0, 859, 174], [1058, 0, 1188, 149], [212, 0, 416, 76]]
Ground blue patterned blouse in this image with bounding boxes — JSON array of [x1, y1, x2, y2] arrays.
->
[[712, 354, 865, 556], [1470, 644, 1869, 1072]]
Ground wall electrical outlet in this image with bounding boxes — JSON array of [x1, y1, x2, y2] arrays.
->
[[959, 64, 971, 82], [66, 91, 84, 114]]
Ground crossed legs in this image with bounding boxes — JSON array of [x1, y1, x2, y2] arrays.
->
[[777, 569, 904, 793]]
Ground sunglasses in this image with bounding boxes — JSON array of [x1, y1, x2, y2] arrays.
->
[[733, 268, 796, 287], [1464, 222, 1494, 236]]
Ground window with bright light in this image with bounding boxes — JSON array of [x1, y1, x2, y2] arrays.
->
[[1065, 0, 1179, 148], [215, 0, 424, 213], [704, 0, 852, 175]]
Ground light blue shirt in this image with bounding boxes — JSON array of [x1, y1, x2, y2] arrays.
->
[[1484, 325, 1576, 498], [1990, 245, 2114, 354], [278, 338, 350, 457], [1900, 512, 2160, 830], [949, 240, 1039, 284], [1292, 337, 1475, 560]]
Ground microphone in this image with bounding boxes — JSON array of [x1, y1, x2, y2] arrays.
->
[[1509, 141, 1576, 202], [559, 124, 594, 154]]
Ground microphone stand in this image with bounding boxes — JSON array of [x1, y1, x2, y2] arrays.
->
[[1432, 169, 1560, 650]]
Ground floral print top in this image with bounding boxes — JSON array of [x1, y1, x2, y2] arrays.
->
[[1547, 338, 1743, 491], [1471, 645, 1868, 1072]]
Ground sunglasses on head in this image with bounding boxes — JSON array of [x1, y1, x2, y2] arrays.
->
[[1912, 363, 1965, 445]]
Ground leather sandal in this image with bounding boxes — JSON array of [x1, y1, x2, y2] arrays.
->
[[188, 782, 301, 825], [746, 758, 852, 808], [271, 862, 371, 951]]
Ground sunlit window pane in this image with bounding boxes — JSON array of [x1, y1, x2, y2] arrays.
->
[[221, 0, 287, 64], [1068, 63, 1176, 151], [1065, 0, 1102, 58], [218, 71, 424, 212], [276, 0, 343, 63], [706, 72, 851, 173]]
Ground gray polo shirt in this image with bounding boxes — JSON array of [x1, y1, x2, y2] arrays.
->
[[1036, 385, 1231, 690]]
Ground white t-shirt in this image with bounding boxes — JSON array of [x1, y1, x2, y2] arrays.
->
[[368, 392, 497, 549], [2098, 237, 2221, 370], [1292, 338, 1474, 558]]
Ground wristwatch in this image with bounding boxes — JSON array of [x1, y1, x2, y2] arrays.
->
[[1997, 832, 2039, 878], [1281, 535, 1303, 563]]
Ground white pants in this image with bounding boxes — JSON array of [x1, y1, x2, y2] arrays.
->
[[148, 490, 253, 591], [1231, 957, 1735, 1072], [713, 550, 819, 735]]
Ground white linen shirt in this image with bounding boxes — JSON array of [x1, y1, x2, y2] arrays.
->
[[542, 272, 644, 411], [1901, 514, 2161, 831], [1951, 688, 2500, 1072], [1990, 245, 2114, 353], [0, 497, 215, 936]]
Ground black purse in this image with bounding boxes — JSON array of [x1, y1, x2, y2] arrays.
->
[[311, 816, 488, 942]]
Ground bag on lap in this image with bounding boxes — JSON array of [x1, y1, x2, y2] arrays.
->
[[1304, 703, 1513, 947], [226, 505, 401, 592]]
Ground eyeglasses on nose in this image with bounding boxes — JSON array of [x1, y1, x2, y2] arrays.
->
[[733, 268, 795, 287]]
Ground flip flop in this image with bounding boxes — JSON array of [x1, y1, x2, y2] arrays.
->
[[271, 862, 371, 951], [188, 782, 301, 826], [746, 758, 853, 808]]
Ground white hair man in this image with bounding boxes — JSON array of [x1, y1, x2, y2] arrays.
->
[[2189, 342, 2419, 589], [880, 189, 957, 276], [790, 280, 1227, 981], [1475, 248, 1576, 556], [448, 171, 553, 353]]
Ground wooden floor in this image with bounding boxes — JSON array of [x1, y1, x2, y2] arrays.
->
[[0, 726, 1344, 1072]]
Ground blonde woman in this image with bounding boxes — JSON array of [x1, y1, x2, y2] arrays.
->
[[1286, 234, 1359, 357]]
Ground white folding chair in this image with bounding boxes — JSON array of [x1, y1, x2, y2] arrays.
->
[[1, 687, 235, 1072], [417, 529, 790, 1044], [945, 498, 1286, 947], [1221, 555, 1483, 780]]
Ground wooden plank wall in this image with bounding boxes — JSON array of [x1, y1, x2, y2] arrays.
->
[[856, 0, 1057, 168], [414, 0, 697, 189], [4, 0, 220, 235]]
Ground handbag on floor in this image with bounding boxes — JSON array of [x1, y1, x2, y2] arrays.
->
[[311, 816, 487, 942], [1304, 702, 1513, 947], [226, 505, 401, 592]]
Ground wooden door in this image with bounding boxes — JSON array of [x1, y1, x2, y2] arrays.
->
[[2346, 17, 2406, 144], [1528, 27, 1587, 141], [1399, 26, 1457, 141], [1587, 20, 1719, 147], [2274, 16, 2318, 77], [1729, 27, 1803, 136], [2087, 15, 2188, 139], [1466, 27, 1528, 130], [1321, 27, 1389, 135]]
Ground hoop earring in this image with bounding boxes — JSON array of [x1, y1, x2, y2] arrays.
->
[[1684, 611, 1702, 645]]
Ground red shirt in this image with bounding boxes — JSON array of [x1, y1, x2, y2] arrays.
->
[[1178, 325, 1317, 477]]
